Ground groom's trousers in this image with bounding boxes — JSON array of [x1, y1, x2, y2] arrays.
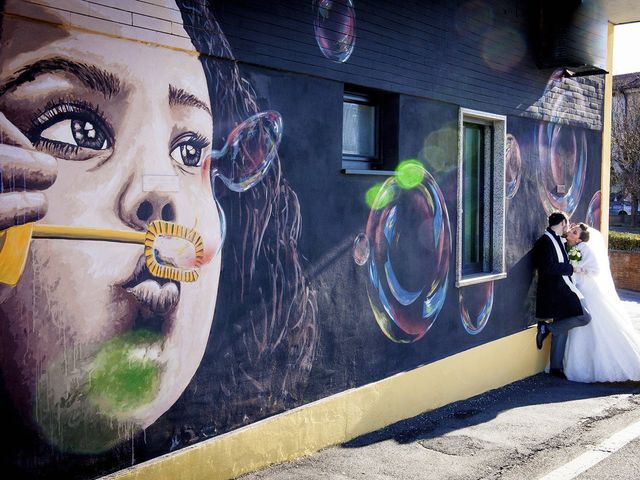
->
[[547, 302, 592, 370]]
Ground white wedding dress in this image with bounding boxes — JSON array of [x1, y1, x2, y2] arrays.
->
[[563, 228, 640, 382]]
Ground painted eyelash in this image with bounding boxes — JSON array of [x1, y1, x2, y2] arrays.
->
[[28, 98, 113, 143], [172, 131, 210, 150], [34, 138, 81, 157]]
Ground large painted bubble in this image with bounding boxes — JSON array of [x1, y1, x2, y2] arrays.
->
[[364, 161, 451, 343], [313, 0, 356, 63], [505, 133, 522, 199], [585, 191, 602, 228], [536, 122, 587, 216], [459, 282, 494, 335]]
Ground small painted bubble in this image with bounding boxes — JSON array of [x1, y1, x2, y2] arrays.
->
[[313, 0, 356, 63], [585, 191, 601, 228], [505, 133, 522, 199], [353, 233, 370, 266], [212, 111, 282, 193], [365, 163, 451, 343], [459, 281, 494, 335]]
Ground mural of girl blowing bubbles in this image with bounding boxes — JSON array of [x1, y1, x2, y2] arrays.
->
[[0, 0, 316, 462], [361, 161, 451, 343]]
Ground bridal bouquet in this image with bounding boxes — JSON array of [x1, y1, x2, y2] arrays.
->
[[567, 246, 582, 267]]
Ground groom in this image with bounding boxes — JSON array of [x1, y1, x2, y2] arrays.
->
[[533, 211, 592, 378]]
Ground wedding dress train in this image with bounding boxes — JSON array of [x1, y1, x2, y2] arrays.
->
[[563, 228, 640, 382]]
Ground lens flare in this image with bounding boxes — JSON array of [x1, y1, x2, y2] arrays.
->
[[585, 191, 602, 228], [454, 0, 494, 36], [313, 0, 356, 63], [505, 133, 522, 199], [365, 163, 451, 343], [396, 159, 426, 190], [481, 27, 526, 73], [353, 232, 370, 266], [419, 127, 458, 175], [536, 122, 587, 216], [459, 282, 494, 335]]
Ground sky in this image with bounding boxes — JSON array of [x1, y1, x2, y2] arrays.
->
[[613, 22, 640, 75]]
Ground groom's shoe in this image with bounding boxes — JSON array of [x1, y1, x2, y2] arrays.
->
[[549, 368, 567, 380], [536, 322, 550, 350]]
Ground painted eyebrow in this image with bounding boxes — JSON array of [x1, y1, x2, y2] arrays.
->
[[169, 85, 212, 117], [0, 57, 120, 99]]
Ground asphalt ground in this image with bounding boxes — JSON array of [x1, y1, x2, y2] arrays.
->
[[240, 289, 640, 480]]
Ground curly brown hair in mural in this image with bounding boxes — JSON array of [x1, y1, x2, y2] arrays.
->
[[0, 0, 316, 470], [177, 0, 318, 435]]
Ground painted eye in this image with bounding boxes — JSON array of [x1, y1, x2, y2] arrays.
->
[[170, 142, 203, 167], [169, 132, 210, 168], [40, 118, 109, 150]]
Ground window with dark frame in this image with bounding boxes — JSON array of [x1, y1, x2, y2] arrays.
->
[[342, 91, 380, 169]]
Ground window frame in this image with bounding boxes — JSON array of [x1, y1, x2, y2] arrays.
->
[[456, 108, 507, 288], [341, 90, 382, 170]]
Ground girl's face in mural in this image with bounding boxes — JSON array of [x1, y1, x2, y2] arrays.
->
[[0, 1, 221, 452]]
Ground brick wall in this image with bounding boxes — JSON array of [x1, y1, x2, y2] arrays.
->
[[610, 250, 640, 292], [4, 0, 197, 51]]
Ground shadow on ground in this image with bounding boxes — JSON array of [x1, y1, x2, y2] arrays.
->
[[342, 372, 640, 449]]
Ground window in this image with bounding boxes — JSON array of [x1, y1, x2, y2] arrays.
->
[[342, 91, 380, 170], [456, 108, 507, 287]]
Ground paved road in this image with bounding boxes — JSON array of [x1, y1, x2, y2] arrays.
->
[[240, 290, 640, 480]]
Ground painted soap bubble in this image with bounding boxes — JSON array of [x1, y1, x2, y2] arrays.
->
[[313, 0, 356, 63], [536, 122, 587, 216], [365, 161, 451, 343], [505, 133, 522, 199], [353, 232, 370, 266], [585, 191, 601, 228], [459, 282, 494, 335]]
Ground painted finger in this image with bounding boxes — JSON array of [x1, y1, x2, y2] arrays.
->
[[0, 191, 47, 230], [0, 111, 32, 148], [0, 144, 57, 191]]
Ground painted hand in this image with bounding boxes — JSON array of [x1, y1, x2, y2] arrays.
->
[[0, 111, 57, 230]]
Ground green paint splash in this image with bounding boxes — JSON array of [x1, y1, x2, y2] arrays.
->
[[88, 329, 161, 412]]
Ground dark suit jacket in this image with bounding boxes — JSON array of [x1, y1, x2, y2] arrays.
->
[[533, 228, 584, 320]]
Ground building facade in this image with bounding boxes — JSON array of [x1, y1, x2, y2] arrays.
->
[[0, 0, 612, 478]]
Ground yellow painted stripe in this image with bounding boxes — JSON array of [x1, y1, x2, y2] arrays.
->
[[600, 22, 614, 243], [102, 327, 548, 480]]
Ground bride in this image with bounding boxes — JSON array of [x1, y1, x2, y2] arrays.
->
[[563, 223, 640, 382]]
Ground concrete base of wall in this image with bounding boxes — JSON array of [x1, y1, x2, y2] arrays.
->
[[103, 328, 548, 480], [610, 250, 640, 292]]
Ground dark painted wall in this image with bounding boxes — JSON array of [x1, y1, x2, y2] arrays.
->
[[0, 0, 605, 478]]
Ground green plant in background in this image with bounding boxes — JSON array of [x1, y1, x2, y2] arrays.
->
[[609, 231, 640, 251]]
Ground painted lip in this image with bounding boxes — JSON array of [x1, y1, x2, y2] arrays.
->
[[122, 255, 181, 314]]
